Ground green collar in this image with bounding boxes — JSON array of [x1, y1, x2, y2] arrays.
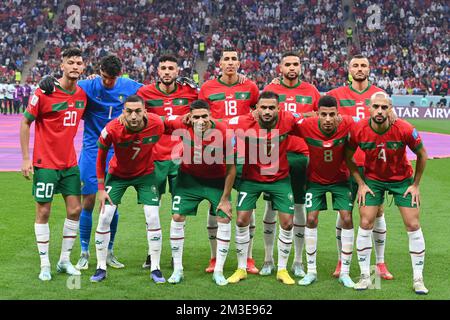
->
[[56, 84, 76, 95], [156, 82, 178, 95], [349, 83, 371, 95], [280, 79, 301, 89], [217, 76, 239, 87]]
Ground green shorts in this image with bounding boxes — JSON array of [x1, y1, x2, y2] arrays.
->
[[154, 159, 180, 196], [105, 173, 159, 206], [233, 159, 244, 191], [172, 170, 228, 218], [305, 181, 354, 213], [263, 152, 308, 204], [237, 177, 294, 214], [32, 166, 81, 202], [364, 178, 416, 208]]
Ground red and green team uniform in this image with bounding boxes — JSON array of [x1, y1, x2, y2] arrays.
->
[[227, 110, 301, 214], [295, 115, 355, 212], [264, 80, 320, 154], [199, 77, 259, 119], [24, 86, 87, 169], [137, 83, 198, 161], [163, 116, 232, 179], [96, 114, 164, 205], [296, 115, 355, 185], [97, 114, 164, 179], [348, 118, 424, 207], [327, 83, 384, 166], [24, 85, 87, 201], [163, 116, 233, 217]]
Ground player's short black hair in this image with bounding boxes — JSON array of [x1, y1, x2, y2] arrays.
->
[[190, 99, 210, 111], [221, 47, 239, 59], [124, 95, 144, 105], [62, 47, 82, 59], [100, 55, 122, 77], [318, 95, 338, 109], [258, 91, 279, 102], [281, 51, 300, 60], [158, 55, 178, 65]]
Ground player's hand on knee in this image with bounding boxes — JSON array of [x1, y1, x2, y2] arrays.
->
[[217, 198, 232, 220], [404, 184, 420, 207], [21, 159, 33, 180], [358, 184, 374, 207], [98, 190, 113, 214], [38, 75, 59, 95]]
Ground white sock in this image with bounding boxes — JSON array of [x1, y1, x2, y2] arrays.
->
[[215, 222, 231, 272], [408, 228, 425, 279], [263, 201, 277, 262], [144, 205, 162, 271], [304, 227, 318, 274], [335, 213, 343, 261], [35, 223, 50, 268], [207, 207, 218, 259], [235, 225, 249, 270], [293, 204, 306, 265], [340, 228, 354, 275], [170, 219, 185, 271], [248, 210, 256, 259], [95, 205, 116, 270], [277, 226, 293, 271], [356, 227, 373, 276], [373, 215, 387, 264], [59, 218, 79, 263]]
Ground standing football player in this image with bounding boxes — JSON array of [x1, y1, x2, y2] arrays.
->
[[20, 47, 87, 281], [327, 54, 393, 280], [199, 48, 260, 274]]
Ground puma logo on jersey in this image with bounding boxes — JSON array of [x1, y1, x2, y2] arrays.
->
[[377, 143, 385, 147], [226, 94, 233, 99]]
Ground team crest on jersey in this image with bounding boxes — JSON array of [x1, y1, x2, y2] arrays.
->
[[30, 94, 39, 106], [101, 128, 108, 139]]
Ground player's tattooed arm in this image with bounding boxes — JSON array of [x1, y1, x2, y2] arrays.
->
[[345, 147, 374, 207], [404, 146, 428, 207]]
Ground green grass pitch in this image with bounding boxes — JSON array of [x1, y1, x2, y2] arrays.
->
[[1, 120, 449, 300]]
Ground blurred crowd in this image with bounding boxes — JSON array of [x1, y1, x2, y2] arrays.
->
[[0, 0, 448, 96]]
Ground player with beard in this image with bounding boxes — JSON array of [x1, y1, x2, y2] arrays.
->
[[199, 48, 260, 275], [346, 92, 428, 294], [137, 55, 198, 270], [260, 52, 320, 278], [327, 54, 393, 280]]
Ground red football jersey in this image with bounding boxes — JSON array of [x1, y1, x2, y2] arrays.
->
[[264, 80, 320, 155], [97, 114, 164, 178], [227, 110, 298, 182], [137, 83, 198, 161], [327, 84, 384, 166], [348, 118, 423, 182], [296, 115, 355, 184], [24, 86, 87, 169], [164, 116, 232, 179], [199, 77, 259, 119]]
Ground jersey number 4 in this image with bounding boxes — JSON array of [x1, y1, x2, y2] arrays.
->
[[377, 148, 387, 162]]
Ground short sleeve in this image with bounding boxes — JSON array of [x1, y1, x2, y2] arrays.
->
[[405, 125, 423, 153], [97, 124, 113, 151], [163, 115, 183, 134], [24, 90, 42, 122]]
